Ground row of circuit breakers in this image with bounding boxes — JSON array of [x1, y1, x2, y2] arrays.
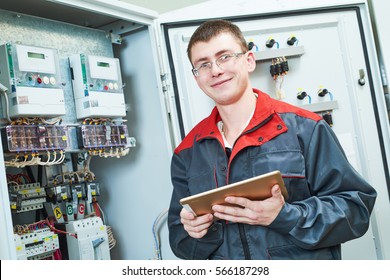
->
[[0, 43, 132, 153]]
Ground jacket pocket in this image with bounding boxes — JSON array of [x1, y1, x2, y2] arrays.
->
[[249, 150, 310, 202], [267, 244, 336, 260], [188, 170, 216, 195]]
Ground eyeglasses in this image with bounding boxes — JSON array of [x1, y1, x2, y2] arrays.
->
[[192, 52, 245, 77]]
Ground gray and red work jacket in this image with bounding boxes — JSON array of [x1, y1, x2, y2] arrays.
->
[[168, 88, 377, 260]]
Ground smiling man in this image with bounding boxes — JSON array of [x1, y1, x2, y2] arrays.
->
[[168, 19, 376, 260]]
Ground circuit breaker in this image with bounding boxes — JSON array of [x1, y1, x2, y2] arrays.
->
[[0, 43, 65, 117], [8, 182, 46, 213], [69, 54, 126, 119], [64, 217, 110, 260], [14, 228, 59, 260]]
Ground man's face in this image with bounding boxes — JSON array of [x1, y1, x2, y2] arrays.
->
[[190, 32, 256, 106]]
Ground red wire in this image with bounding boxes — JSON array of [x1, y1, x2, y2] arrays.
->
[[93, 202, 101, 218]]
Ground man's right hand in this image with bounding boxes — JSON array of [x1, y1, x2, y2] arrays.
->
[[180, 207, 214, 238]]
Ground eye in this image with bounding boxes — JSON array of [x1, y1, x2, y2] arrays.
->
[[198, 62, 211, 70], [219, 54, 231, 62]]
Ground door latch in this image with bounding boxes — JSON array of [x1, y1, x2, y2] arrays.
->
[[358, 69, 366, 86]]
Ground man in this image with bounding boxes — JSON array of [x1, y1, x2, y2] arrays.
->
[[168, 19, 376, 260]]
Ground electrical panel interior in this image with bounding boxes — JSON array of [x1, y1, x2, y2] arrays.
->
[[0, 8, 134, 261]]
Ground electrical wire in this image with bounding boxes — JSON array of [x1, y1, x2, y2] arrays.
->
[[107, 225, 116, 250], [13, 218, 77, 238], [0, 82, 12, 123], [98, 204, 117, 250], [152, 208, 169, 260]]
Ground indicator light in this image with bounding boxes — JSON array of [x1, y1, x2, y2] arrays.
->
[[43, 76, 50, 84], [50, 77, 56, 85]]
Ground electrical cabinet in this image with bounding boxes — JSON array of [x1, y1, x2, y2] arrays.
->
[[0, 0, 389, 261]]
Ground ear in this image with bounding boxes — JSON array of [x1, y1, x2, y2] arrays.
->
[[246, 51, 257, 73]]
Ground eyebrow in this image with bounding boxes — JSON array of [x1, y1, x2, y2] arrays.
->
[[192, 49, 233, 65]]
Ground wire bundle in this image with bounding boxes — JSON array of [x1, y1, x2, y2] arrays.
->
[[152, 208, 169, 260]]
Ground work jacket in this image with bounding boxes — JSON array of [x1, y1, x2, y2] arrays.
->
[[168, 89, 377, 260]]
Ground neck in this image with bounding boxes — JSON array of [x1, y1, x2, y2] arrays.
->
[[218, 90, 257, 144]]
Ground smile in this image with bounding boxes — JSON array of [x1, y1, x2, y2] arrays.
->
[[211, 78, 232, 87]]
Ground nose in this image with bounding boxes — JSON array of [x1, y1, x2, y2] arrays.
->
[[210, 61, 224, 76]]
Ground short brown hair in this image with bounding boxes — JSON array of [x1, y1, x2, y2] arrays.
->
[[187, 19, 248, 63]]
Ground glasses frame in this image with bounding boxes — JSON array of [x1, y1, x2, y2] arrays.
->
[[191, 52, 246, 77]]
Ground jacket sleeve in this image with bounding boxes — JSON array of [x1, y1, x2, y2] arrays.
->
[[168, 153, 224, 259], [268, 120, 377, 249]]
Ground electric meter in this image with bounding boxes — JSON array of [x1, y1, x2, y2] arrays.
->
[[0, 43, 65, 117], [69, 54, 126, 119]]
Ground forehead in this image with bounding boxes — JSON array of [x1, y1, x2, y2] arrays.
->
[[190, 33, 241, 63]]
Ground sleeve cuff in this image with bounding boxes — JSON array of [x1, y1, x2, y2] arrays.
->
[[268, 203, 302, 234]]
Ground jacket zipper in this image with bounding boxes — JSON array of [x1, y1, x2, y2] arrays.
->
[[238, 224, 251, 260], [226, 114, 275, 260]]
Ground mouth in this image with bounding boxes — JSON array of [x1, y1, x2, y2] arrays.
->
[[210, 78, 232, 88]]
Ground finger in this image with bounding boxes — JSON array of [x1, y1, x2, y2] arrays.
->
[[180, 207, 196, 220], [212, 204, 246, 217], [225, 196, 251, 208], [213, 211, 252, 224], [187, 228, 209, 239], [182, 213, 213, 227], [183, 218, 212, 233], [271, 184, 281, 197]]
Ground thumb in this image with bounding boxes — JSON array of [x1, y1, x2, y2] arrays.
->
[[271, 184, 281, 197]]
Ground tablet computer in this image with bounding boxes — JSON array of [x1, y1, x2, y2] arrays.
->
[[180, 170, 288, 216]]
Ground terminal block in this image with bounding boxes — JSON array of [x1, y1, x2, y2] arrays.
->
[[46, 184, 71, 203], [77, 124, 129, 149], [9, 182, 46, 213], [86, 181, 100, 202], [71, 183, 86, 200], [1, 125, 69, 153]]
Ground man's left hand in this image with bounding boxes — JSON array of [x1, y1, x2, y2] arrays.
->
[[212, 184, 285, 225]]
